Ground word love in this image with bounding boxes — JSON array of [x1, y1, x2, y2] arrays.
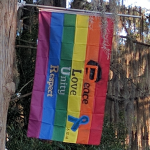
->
[[70, 69, 82, 95]]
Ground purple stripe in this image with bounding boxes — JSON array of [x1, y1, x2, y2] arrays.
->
[[27, 11, 51, 138]]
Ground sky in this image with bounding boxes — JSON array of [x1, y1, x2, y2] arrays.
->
[[124, 0, 150, 9], [66, 0, 150, 9]]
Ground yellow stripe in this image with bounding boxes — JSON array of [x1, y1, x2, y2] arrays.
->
[[63, 15, 89, 143]]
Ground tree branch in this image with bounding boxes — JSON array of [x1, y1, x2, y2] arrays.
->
[[11, 92, 32, 101], [120, 35, 150, 47], [16, 45, 37, 49], [18, 79, 33, 93], [16, 39, 37, 44]]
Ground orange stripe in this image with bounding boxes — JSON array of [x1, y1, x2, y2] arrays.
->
[[76, 16, 101, 144]]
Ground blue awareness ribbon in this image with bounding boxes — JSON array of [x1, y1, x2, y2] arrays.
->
[[68, 115, 89, 132]]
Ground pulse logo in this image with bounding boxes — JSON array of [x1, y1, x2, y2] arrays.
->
[[85, 60, 102, 82], [82, 60, 102, 104]]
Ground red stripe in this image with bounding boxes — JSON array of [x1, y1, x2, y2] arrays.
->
[[88, 18, 114, 145]]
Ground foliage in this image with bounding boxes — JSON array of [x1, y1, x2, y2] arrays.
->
[[6, 106, 128, 149], [99, 112, 127, 150], [71, 0, 91, 10], [6, 5, 39, 150], [7, 102, 127, 149]]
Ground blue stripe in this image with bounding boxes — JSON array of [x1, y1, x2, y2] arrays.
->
[[39, 12, 64, 140]]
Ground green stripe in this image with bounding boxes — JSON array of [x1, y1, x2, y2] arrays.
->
[[52, 14, 76, 141]]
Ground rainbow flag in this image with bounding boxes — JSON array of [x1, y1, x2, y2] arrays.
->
[[27, 10, 114, 145]]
